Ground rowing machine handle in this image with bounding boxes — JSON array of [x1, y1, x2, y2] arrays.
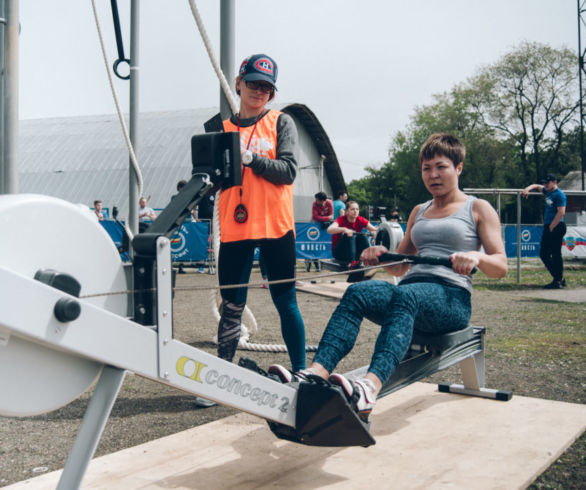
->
[[378, 253, 477, 274]]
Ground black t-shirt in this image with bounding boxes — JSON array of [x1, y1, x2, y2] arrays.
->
[[198, 194, 215, 220]]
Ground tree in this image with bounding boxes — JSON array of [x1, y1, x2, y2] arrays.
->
[[347, 42, 582, 224], [465, 41, 579, 183]]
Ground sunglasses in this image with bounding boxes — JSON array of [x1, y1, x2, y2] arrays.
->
[[244, 80, 274, 94]]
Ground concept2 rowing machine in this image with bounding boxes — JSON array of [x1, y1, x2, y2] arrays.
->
[[0, 131, 375, 489]]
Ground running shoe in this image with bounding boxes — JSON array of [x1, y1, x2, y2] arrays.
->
[[328, 373, 376, 422], [268, 364, 313, 384], [194, 397, 216, 408]]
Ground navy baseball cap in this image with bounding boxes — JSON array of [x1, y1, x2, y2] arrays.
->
[[541, 173, 557, 184], [239, 54, 278, 89]]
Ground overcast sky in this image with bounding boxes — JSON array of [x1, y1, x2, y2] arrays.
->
[[19, 0, 577, 182]]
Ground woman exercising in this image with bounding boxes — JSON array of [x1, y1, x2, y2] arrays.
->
[[217, 54, 306, 372], [270, 133, 507, 421], [328, 200, 377, 266]]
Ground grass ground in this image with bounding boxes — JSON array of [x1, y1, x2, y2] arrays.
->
[[0, 257, 584, 488]]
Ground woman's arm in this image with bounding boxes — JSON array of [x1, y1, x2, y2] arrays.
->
[[248, 113, 298, 185], [451, 199, 507, 278], [366, 221, 378, 235], [327, 220, 353, 236]]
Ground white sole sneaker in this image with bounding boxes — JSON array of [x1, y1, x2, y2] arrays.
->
[[329, 373, 376, 421], [268, 364, 314, 384], [194, 397, 216, 408]]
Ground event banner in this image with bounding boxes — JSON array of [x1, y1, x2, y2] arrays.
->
[[102, 221, 584, 262], [504, 225, 542, 258], [562, 226, 586, 258], [100, 220, 209, 262], [294, 222, 334, 260]]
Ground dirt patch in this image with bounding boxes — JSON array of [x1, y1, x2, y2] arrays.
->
[[0, 268, 584, 488]]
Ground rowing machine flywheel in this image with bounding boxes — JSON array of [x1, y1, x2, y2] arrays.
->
[[0, 195, 129, 416]]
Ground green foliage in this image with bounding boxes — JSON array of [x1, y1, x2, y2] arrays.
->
[[347, 42, 583, 223]]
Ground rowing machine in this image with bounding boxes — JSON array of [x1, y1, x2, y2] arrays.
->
[[0, 132, 374, 488], [320, 221, 404, 282], [267, 253, 509, 446]]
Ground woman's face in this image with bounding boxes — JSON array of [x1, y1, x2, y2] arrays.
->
[[237, 79, 273, 113], [421, 155, 462, 198], [345, 203, 359, 221]]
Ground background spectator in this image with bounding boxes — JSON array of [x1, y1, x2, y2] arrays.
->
[[327, 200, 377, 265], [307, 191, 334, 272], [93, 200, 104, 221], [521, 173, 567, 289], [333, 190, 348, 219], [138, 196, 156, 222]]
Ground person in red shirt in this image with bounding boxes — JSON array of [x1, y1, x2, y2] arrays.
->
[[306, 191, 334, 272], [311, 191, 333, 226], [328, 201, 377, 265]]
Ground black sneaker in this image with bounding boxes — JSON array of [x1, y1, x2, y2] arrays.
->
[[543, 280, 562, 289], [561, 278, 567, 288]]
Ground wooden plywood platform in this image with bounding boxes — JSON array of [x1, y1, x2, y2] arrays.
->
[[7, 382, 586, 490], [296, 279, 350, 299]]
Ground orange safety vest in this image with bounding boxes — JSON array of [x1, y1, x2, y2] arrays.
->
[[219, 109, 294, 242]]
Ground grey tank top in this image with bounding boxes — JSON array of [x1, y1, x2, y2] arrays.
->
[[400, 196, 480, 293]]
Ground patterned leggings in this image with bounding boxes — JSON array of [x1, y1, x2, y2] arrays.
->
[[313, 278, 471, 384]]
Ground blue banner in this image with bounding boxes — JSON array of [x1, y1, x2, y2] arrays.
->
[[100, 220, 124, 249], [101, 221, 545, 262], [169, 222, 209, 262], [100, 220, 209, 262], [294, 222, 333, 260], [504, 225, 542, 258]]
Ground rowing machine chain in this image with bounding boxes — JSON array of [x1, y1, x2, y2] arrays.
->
[[79, 261, 408, 299]]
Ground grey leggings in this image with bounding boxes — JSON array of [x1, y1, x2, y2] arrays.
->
[[313, 278, 471, 383]]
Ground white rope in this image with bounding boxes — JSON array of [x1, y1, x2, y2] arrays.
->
[[90, 0, 143, 199], [187, 0, 239, 114], [186, 0, 267, 347], [188, 0, 318, 353]]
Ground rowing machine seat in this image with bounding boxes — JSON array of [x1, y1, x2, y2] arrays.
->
[[411, 325, 477, 352]]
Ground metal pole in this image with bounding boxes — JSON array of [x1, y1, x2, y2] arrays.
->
[[517, 192, 521, 284], [219, 0, 235, 118], [2, 0, 17, 194], [0, 0, 6, 193], [577, 0, 585, 205], [128, 0, 139, 233], [319, 154, 326, 191]]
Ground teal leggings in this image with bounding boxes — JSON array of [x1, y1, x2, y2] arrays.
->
[[313, 278, 471, 383], [217, 231, 306, 371]]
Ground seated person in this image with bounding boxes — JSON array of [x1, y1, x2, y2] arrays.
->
[[327, 201, 377, 267], [307, 191, 334, 272], [270, 133, 507, 421], [312, 191, 334, 228]]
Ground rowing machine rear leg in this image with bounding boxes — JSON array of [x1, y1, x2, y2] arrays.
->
[[438, 348, 512, 401]]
